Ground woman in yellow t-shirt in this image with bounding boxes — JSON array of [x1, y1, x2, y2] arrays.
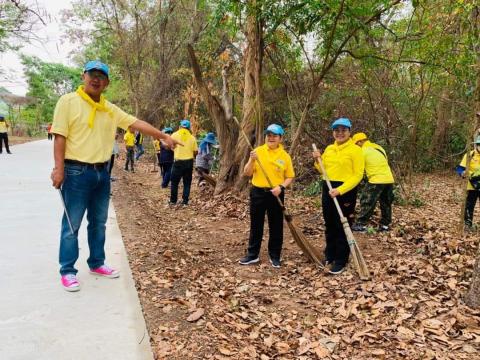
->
[[456, 136, 480, 227], [312, 118, 364, 275], [0, 115, 11, 154], [124, 127, 136, 172], [239, 124, 295, 268]]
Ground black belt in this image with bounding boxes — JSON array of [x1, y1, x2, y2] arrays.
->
[[253, 186, 273, 192], [65, 159, 108, 170]]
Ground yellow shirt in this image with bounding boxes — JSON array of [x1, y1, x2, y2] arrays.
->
[[460, 151, 480, 190], [124, 131, 135, 147], [153, 139, 160, 152], [172, 128, 197, 160], [251, 144, 295, 188], [52, 92, 137, 163], [0, 121, 7, 133], [361, 140, 394, 184], [315, 138, 364, 195]]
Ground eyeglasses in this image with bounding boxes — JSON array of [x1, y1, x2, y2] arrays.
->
[[86, 70, 108, 81]]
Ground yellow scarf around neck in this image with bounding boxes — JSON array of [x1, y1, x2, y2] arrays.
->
[[76, 85, 113, 128]]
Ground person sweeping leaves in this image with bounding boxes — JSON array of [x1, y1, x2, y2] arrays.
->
[[239, 124, 295, 268], [457, 136, 480, 228]]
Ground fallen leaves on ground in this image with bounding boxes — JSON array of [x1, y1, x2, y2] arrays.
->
[[112, 161, 480, 359]]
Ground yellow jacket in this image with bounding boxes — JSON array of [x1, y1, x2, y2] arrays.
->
[[315, 138, 364, 195], [361, 140, 394, 184], [460, 151, 480, 190]]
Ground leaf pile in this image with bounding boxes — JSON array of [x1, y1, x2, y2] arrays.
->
[[112, 162, 480, 359]]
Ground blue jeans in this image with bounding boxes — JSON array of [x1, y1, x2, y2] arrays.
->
[[135, 144, 144, 160], [59, 163, 110, 275], [160, 162, 173, 188]]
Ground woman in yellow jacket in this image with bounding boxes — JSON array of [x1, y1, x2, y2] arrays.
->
[[312, 118, 364, 274], [239, 124, 295, 268]]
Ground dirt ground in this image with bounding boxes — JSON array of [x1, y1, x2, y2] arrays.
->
[[111, 153, 480, 360], [7, 135, 40, 147]]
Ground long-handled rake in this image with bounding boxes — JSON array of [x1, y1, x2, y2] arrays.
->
[[233, 116, 324, 266], [312, 144, 370, 280]]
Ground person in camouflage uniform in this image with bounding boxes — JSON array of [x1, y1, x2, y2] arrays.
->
[[351, 132, 395, 232]]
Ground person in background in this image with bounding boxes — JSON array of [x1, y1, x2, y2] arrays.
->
[[351, 132, 395, 232], [0, 115, 11, 154], [239, 124, 295, 269], [158, 127, 174, 188], [135, 131, 145, 161], [195, 132, 217, 186], [456, 136, 480, 228], [108, 133, 120, 180], [124, 127, 136, 173], [312, 118, 364, 275], [47, 123, 53, 140], [170, 120, 197, 205], [50, 60, 180, 292]]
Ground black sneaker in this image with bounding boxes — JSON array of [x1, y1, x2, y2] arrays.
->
[[351, 224, 366, 232], [270, 258, 281, 268], [378, 225, 390, 232], [239, 255, 259, 265], [329, 263, 345, 275]]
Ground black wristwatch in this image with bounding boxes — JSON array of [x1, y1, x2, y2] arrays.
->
[[279, 185, 285, 191]]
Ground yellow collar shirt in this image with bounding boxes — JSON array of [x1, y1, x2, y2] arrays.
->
[[251, 144, 295, 188], [315, 138, 364, 195], [0, 122, 7, 133], [361, 140, 394, 184], [124, 131, 136, 147], [172, 128, 197, 160], [460, 151, 480, 190], [51, 92, 137, 163]]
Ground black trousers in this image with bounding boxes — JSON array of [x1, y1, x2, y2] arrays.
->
[[322, 181, 358, 266], [170, 159, 193, 204], [465, 190, 480, 226], [246, 186, 285, 261], [0, 133, 10, 153], [125, 146, 134, 171]]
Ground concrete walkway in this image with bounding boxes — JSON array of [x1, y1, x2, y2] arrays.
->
[[0, 140, 153, 360]]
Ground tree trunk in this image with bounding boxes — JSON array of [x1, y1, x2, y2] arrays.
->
[[187, 45, 238, 194], [465, 5, 480, 308], [233, 9, 264, 191], [466, 248, 480, 308]]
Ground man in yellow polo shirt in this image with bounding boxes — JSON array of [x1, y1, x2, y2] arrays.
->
[[169, 119, 198, 206], [239, 124, 295, 268], [50, 60, 180, 292], [351, 132, 395, 232]]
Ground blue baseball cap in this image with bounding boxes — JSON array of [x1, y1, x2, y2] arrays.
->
[[203, 132, 217, 144], [163, 127, 173, 134], [331, 117, 352, 129], [0, 114, 4, 120], [180, 119, 190, 129], [265, 124, 284, 136], [83, 60, 109, 78]]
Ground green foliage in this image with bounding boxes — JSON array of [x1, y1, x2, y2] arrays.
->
[[21, 56, 82, 124], [304, 179, 323, 197]]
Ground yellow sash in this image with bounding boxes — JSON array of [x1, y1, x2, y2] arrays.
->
[[76, 85, 113, 128]]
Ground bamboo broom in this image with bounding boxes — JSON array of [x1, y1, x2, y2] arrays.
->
[[233, 116, 324, 266], [312, 143, 370, 280]]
